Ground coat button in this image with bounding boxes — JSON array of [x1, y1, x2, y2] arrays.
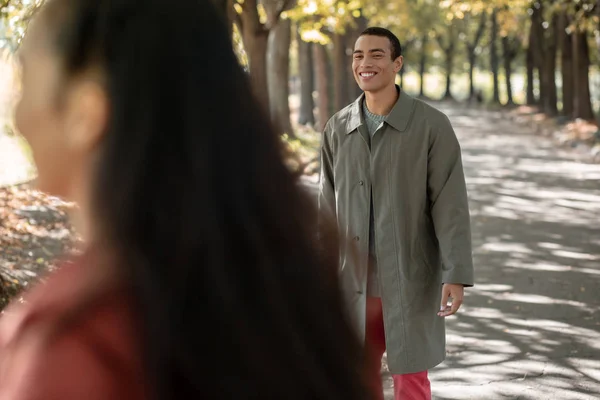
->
[[359, 180, 364, 186], [354, 236, 360, 241]]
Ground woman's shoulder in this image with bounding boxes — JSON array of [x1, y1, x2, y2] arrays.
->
[[0, 255, 146, 399]]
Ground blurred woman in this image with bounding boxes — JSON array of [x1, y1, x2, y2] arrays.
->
[[0, 0, 371, 398]]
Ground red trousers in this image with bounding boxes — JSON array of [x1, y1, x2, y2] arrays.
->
[[366, 297, 431, 400]]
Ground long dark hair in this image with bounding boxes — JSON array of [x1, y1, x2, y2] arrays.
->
[[39, 0, 369, 398]]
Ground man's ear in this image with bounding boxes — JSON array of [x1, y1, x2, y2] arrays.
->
[[394, 55, 404, 74]]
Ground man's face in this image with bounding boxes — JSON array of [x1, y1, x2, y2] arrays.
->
[[352, 35, 403, 94]]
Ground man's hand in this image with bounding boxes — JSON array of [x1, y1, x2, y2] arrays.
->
[[438, 283, 464, 317]]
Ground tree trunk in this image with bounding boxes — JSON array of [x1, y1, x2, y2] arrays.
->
[[346, 34, 359, 101], [526, 41, 536, 104], [297, 30, 315, 126], [501, 36, 516, 105], [419, 33, 428, 97], [598, 0, 600, 57], [466, 12, 487, 99], [558, 11, 574, 117], [531, 5, 548, 109], [572, 31, 594, 120], [327, 47, 335, 117], [347, 15, 368, 100], [333, 32, 349, 110], [542, 13, 558, 116], [246, 32, 270, 111], [468, 54, 476, 99], [267, 17, 293, 137], [525, 7, 538, 105], [239, 0, 270, 111], [436, 26, 456, 100], [490, 9, 500, 103], [597, 0, 600, 58], [443, 47, 454, 99], [314, 43, 331, 131]]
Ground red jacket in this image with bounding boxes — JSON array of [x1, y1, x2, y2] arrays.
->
[[0, 257, 146, 399]]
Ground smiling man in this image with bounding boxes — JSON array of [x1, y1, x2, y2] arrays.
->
[[318, 27, 474, 399]]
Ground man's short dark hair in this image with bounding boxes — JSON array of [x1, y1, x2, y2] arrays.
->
[[359, 27, 402, 60]]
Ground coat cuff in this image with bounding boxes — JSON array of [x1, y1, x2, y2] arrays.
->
[[442, 268, 474, 287]]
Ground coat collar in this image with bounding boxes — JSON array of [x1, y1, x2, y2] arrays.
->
[[344, 86, 415, 135]]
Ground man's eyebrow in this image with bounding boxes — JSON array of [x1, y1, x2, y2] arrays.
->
[[353, 48, 387, 54]]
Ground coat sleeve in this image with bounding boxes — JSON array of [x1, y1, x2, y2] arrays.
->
[[318, 121, 336, 224], [427, 114, 474, 287]]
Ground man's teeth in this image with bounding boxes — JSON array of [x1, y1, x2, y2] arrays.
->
[[362, 72, 375, 77]]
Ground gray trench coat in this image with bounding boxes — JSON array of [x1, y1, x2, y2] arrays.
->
[[318, 90, 474, 374]]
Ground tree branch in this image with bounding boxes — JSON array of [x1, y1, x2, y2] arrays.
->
[[434, 31, 446, 51], [474, 12, 487, 46], [266, 0, 295, 30], [467, 11, 487, 53], [276, 0, 294, 19], [0, 0, 11, 10], [239, 0, 270, 35]]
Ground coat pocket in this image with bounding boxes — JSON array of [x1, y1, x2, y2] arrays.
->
[[408, 223, 438, 283], [406, 242, 433, 283]]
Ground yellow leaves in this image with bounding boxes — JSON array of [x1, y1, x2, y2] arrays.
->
[[497, 6, 523, 37], [439, 0, 532, 39], [290, 0, 367, 38], [293, 0, 363, 18], [232, 24, 248, 67], [367, 0, 441, 40], [564, 0, 600, 34], [441, 0, 520, 15], [257, 3, 267, 24], [302, 1, 318, 14], [300, 28, 330, 45], [347, 0, 362, 9]]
